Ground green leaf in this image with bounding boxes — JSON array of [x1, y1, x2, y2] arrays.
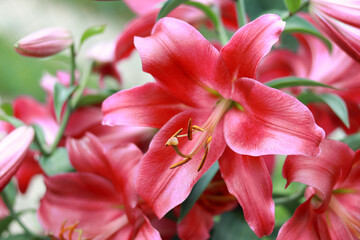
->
[[265, 77, 336, 89], [0, 234, 47, 240], [178, 161, 219, 222], [341, 132, 360, 151], [157, 0, 188, 20], [0, 216, 13, 235], [211, 208, 260, 240], [185, 1, 219, 29], [297, 92, 349, 128], [75, 91, 113, 108], [53, 83, 76, 122], [284, 0, 301, 13], [80, 25, 106, 47], [0, 103, 13, 116], [284, 16, 332, 51], [32, 125, 49, 154], [3, 181, 17, 208], [39, 147, 74, 176], [319, 94, 349, 128], [0, 114, 24, 128]]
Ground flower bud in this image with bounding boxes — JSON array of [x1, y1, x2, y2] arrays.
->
[[14, 27, 73, 58]]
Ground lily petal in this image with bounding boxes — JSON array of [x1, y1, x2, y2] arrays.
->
[[136, 110, 226, 218], [38, 173, 127, 240], [102, 82, 188, 128], [134, 17, 232, 106], [283, 139, 354, 212], [115, 11, 157, 62], [0, 126, 34, 191], [219, 148, 274, 237], [13, 97, 58, 145], [277, 197, 320, 240], [178, 203, 214, 240], [224, 78, 325, 156], [66, 134, 112, 179], [220, 14, 285, 79]]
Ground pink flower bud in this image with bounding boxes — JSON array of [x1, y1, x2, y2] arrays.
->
[[14, 27, 73, 58]]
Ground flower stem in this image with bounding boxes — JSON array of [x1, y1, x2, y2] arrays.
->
[[48, 44, 76, 154], [235, 0, 247, 27], [282, 1, 310, 21], [274, 185, 306, 205], [1, 191, 32, 236]]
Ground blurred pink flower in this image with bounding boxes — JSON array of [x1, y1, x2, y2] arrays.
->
[[38, 133, 161, 240], [15, 27, 73, 58], [87, 41, 122, 87], [279, 139, 360, 239], [258, 30, 360, 135], [309, 0, 360, 62]]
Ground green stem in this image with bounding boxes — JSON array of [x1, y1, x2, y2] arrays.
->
[[70, 61, 94, 109], [186, 1, 228, 45], [1, 191, 32, 236], [282, 1, 310, 21], [274, 185, 306, 205], [214, 7, 229, 45], [48, 44, 76, 154], [235, 0, 247, 27], [70, 44, 76, 86]]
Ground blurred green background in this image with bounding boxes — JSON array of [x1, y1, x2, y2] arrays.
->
[[0, 0, 135, 101]]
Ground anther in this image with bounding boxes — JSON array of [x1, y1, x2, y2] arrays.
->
[[170, 157, 193, 169], [192, 125, 205, 132], [68, 222, 79, 240], [187, 118, 193, 141], [206, 136, 212, 147], [197, 146, 208, 172]]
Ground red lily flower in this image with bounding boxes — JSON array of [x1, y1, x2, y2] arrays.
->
[[278, 139, 360, 239], [309, 0, 360, 62], [38, 133, 161, 240], [103, 15, 324, 237]]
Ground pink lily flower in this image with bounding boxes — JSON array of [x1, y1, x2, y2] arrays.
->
[[103, 15, 325, 236], [38, 133, 161, 240], [278, 139, 360, 239], [0, 125, 34, 191], [258, 30, 360, 135], [309, 0, 360, 62]]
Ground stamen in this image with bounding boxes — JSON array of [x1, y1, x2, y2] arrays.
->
[[170, 157, 192, 169], [192, 125, 205, 132], [197, 146, 208, 172], [77, 229, 83, 240], [187, 118, 193, 140], [68, 222, 79, 240]]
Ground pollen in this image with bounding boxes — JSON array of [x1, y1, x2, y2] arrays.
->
[[56, 220, 84, 240], [166, 119, 212, 171]]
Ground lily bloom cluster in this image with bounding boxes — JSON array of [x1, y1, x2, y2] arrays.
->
[[1, 0, 360, 239]]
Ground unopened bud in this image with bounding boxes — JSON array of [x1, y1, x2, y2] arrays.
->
[[15, 27, 73, 58]]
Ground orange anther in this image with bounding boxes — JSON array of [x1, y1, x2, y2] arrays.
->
[[170, 157, 192, 169]]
